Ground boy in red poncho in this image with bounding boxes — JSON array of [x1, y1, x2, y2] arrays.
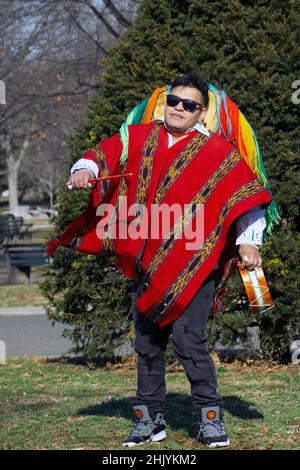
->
[[52, 73, 271, 448]]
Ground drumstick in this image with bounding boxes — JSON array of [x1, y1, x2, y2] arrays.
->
[[88, 173, 133, 182], [66, 173, 133, 190]]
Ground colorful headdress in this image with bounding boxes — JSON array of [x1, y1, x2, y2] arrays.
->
[[119, 83, 280, 236]]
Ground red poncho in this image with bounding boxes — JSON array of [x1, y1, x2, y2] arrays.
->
[[48, 122, 272, 327]]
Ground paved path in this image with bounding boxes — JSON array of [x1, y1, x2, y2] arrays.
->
[[0, 307, 74, 357], [0, 306, 46, 316]]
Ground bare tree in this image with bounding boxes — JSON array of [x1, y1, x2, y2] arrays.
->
[[0, 0, 140, 212]]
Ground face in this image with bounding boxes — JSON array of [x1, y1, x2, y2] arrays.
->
[[164, 85, 207, 135]]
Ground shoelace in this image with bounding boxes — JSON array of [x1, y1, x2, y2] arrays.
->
[[129, 419, 154, 436], [198, 420, 225, 439]]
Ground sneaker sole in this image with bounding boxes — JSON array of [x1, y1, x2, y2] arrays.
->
[[208, 439, 231, 448], [123, 430, 167, 447]]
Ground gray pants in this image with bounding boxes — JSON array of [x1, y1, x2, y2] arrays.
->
[[131, 267, 224, 418]]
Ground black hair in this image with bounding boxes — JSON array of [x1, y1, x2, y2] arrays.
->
[[171, 72, 209, 108]]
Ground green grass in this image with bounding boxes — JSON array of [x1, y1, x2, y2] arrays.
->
[[0, 285, 46, 308], [0, 358, 299, 450]]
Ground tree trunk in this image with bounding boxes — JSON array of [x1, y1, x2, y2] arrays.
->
[[5, 137, 29, 213], [49, 187, 54, 210], [7, 155, 19, 213]]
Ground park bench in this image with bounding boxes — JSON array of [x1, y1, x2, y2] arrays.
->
[[0, 214, 33, 246], [3, 243, 48, 285]]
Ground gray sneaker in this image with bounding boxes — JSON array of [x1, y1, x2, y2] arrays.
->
[[123, 405, 167, 447], [197, 406, 230, 448]]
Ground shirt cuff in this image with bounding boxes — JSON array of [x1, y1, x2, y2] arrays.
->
[[235, 205, 266, 246], [70, 158, 99, 178]]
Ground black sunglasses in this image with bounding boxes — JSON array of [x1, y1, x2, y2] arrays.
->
[[166, 94, 204, 113]]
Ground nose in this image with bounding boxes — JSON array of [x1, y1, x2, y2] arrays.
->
[[174, 100, 184, 112]]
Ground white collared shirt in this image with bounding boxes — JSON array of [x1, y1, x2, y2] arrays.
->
[[164, 121, 210, 147]]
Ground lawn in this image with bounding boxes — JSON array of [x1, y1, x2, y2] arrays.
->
[[0, 357, 299, 450], [0, 285, 46, 308]]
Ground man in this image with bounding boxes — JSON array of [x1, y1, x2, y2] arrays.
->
[[53, 72, 271, 448]]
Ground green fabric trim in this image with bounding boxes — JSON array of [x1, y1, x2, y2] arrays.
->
[[119, 100, 148, 165]]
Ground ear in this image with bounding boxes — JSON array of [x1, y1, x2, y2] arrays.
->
[[198, 108, 207, 124]]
